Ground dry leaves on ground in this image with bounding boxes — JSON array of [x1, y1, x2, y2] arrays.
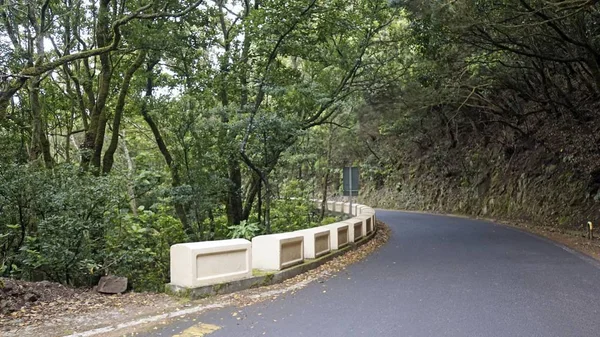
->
[[0, 277, 177, 333]]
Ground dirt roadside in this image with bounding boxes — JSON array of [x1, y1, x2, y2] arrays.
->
[[495, 219, 600, 261]]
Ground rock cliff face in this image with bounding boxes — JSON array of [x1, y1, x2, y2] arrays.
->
[[359, 144, 599, 233]]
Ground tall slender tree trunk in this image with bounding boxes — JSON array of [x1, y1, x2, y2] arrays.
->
[[140, 61, 191, 235], [227, 162, 244, 225], [102, 50, 146, 174], [320, 125, 334, 219], [26, 1, 53, 168], [28, 77, 53, 167], [120, 130, 138, 216], [81, 0, 112, 173], [217, 1, 252, 226]]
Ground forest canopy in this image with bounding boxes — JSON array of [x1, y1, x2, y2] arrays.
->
[[0, 0, 401, 289], [2, 0, 599, 290]]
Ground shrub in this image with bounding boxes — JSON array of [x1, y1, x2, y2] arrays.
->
[[104, 205, 185, 291], [0, 164, 122, 285]]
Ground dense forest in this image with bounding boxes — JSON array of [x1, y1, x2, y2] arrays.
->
[[1, 0, 599, 290]]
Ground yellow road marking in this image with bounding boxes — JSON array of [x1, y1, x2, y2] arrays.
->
[[172, 323, 221, 337]]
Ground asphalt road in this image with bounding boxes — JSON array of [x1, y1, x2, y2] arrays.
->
[[143, 210, 600, 337]]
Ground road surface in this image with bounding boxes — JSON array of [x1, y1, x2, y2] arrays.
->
[[141, 210, 600, 337]]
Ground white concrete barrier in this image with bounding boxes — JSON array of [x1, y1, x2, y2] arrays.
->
[[357, 215, 373, 235], [352, 204, 359, 216], [252, 233, 304, 271], [326, 222, 350, 250], [361, 209, 375, 216], [170, 239, 252, 288], [296, 227, 331, 259], [170, 199, 377, 290], [314, 200, 322, 209], [357, 205, 368, 215], [343, 203, 351, 215], [343, 218, 364, 242]]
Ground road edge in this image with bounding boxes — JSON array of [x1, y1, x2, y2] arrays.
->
[[377, 208, 600, 269]]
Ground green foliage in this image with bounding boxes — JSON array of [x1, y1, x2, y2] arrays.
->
[[0, 0, 400, 291], [321, 216, 339, 226], [0, 164, 122, 285], [228, 220, 261, 240], [0, 164, 187, 290], [269, 198, 322, 234], [105, 206, 185, 292]]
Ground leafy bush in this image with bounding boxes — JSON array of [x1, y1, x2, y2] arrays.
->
[[104, 205, 185, 291], [0, 164, 185, 290], [228, 220, 261, 240], [269, 199, 315, 234], [0, 164, 122, 285], [321, 216, 339, 225]]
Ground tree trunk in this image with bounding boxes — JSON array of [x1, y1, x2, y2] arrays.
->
[[263, 173, 272, 234], [81, 0, 112, 173], [26, 1, 53, 168], [139, 61, 191, 235], [28, 77, 53, 168], [320, 125, 334, 219], [226, 160, 244, 225], [120, 130, 138, 216], [242, 174, 261, 221], [102, 50, 146, 174], [320, 169, 329, 220]]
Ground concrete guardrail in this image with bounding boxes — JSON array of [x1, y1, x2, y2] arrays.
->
[[252, 233, 305, 270], [169, 239, 252, 288], [296, 227, 331, 259], [325, 222, 350, 250], [168, 200, 377, 294]]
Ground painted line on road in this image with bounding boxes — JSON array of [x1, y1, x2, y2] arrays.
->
[[173, 323, 221, 337], [64, 303, 228, 337], [64, 273, 320, 337]]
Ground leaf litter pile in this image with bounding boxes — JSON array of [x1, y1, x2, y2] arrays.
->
[[0, 278, 176, 334], [1, 221, 390, 337]]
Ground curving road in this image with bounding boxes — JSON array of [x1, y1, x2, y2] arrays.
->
[[143, 210, 600, 337]]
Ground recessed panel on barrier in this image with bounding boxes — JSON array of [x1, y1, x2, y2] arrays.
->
[[252, 233, 304, 271], [366, 217, 373, 234], [335, 201, 344, 213], [280, 238, 304, 268], [296, 227, 331, 259], [326, 222, 350, 250], [315, 234, 330, 254], [343, 219, 364, 242], [354, 221, 363, 241], [196, 249, 248, 281], [343, 203, 351, 214], [170, 239, 252, 288]]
